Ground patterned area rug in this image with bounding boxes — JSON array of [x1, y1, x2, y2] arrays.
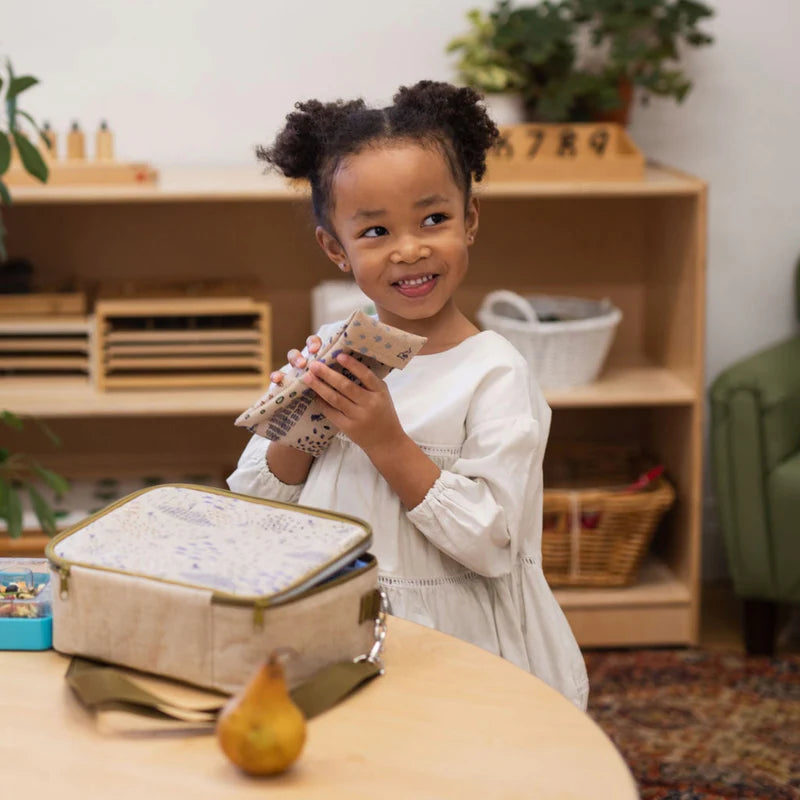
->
[[584, 649, 800, 799]]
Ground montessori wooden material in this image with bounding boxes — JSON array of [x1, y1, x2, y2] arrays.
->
[[0, 315, 91, 378], [94, 296, 271, 390], [4, 121, 157, 187], [485, 123, 645, 182]]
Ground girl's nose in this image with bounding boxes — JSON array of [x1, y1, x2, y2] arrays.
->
[[390, 239, 432, 264]]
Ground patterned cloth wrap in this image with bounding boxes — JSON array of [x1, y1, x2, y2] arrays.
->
[[235, 310, 426, 455]]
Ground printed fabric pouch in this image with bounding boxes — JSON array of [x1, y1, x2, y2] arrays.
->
[[46, 484, 385, 714], [235, 309, 427, 455]]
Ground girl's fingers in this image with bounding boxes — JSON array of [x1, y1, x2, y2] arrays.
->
[[303, 366, 354, 409], [307, 335, 322, 354], [334, 353, 381, 389], [287, 348, 307, 369], [269, 370, 285, 384]]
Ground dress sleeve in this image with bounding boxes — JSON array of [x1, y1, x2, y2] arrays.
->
[[226, 434, 305, 504], [226, 325, 343, 503], [405, 356, 547, 578]]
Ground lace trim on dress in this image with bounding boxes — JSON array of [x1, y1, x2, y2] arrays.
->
[[379, 570, 481, 588], [379, 556, 543, 590], [334, 432, 461, 463]]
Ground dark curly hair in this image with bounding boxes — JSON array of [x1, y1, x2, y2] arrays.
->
[[257, 80, 499, 233]]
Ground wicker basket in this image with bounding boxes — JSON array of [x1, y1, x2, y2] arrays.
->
[[542, 477, 675, 588], [476, 290, 622, 389]]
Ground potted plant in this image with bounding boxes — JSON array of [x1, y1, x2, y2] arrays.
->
[[1, 411, 68, 543], [570, 0, 715, 124], [0, 58, 50, 260], [0, 60, 65, 551], [446, 0, 714, 124], [445, 8, 528, 124]]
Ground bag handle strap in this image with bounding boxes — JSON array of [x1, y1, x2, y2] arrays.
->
[[66, 656, 381, 725], [65, 589, 388, 728]]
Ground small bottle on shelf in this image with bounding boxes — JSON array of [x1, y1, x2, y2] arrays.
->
[[42, 121, 57, 160], [95, 120, 114, 161], [66, 121, 85, 159]]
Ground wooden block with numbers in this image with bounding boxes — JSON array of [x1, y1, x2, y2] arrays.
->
[[485, 123, 645, 182]]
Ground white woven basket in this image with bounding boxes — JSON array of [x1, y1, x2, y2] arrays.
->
[[476, 290, 622, 389]]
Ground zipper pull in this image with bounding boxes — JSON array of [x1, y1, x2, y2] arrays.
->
[[253, 600, 267, 629], [58, 566, 71, 600]]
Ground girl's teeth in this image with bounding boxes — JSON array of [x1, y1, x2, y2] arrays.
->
[[397, 275, 433, 286]]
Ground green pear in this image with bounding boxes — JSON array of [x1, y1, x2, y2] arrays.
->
[[216, 651, 307, 775]]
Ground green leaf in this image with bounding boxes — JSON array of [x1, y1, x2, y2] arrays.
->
[[0, 132, 10, 175], [7, 75, 39, 99], [4, 484, 23, 538], [1, 410, 24, 430], [0, 179, 11, 206], [29, 484, 57, 536], [11, 131, 48, 184], [28, 415, 61, 446], [33, 464, 69, 497], [17, 111, 50, 149]]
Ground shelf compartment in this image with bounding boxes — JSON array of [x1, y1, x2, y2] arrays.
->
[[0, 364, 693, 418], [544, 365, 696, 407], [555, 559, 695, 647], [95, 297, 271, 390], [0, 317, 91, 378]]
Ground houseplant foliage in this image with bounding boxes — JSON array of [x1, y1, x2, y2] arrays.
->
[[1, 412, 68, 539], [447, 0, 714, 123], [0, 61, 63, 540], [0, 58, 50, 260]]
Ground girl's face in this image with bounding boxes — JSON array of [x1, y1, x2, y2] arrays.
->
[[316, 142, 478, 334]]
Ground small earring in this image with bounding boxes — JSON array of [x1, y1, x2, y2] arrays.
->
[[339, 262, 348, 271]]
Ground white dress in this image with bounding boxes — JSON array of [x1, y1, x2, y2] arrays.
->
[[227, 325, 589, 710]]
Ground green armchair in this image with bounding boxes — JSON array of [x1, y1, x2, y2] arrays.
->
[[709, 257, 800, 655]]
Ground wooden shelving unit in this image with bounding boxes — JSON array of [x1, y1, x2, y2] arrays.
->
[[2, 163, 706, 648]]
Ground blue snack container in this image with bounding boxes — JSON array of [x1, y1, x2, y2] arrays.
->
[[0, 558, 53, 650]]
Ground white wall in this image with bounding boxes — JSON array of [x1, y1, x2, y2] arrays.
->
[[6, 0, 481, 164], [7, 1, 800, 577]]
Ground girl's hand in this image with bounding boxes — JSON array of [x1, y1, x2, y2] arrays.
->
[[269, 335, 322, 385], [301, 352, 405, 455]]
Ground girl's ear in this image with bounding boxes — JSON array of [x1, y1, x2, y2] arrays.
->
[[465, 196, 479, 245], [316, 226, 349, 271]]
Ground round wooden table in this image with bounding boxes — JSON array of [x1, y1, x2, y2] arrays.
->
[[0, 616, 636, 799]]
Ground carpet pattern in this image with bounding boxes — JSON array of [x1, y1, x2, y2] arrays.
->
[[584, 649, 800, 799]]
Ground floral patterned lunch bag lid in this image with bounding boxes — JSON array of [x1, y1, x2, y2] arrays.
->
[[46, 484, 380, 693]]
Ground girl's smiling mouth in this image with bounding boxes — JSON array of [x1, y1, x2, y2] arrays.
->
[[392, 273, 439, 297]]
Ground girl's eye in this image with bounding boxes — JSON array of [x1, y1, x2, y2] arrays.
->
[[362, 226, 389, 238], [423, 213, 449, 227]]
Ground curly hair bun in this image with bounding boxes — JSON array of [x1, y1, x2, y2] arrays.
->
[[392, 80, 498, 182], [257, 97, 368, 180]]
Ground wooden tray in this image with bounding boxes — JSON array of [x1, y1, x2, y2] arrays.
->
[[0, 316, 91, 378], [0, 293, 87, 316], [94, 297, 271, 390], [485, 123, 645, 182]]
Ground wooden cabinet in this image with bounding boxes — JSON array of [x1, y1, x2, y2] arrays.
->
[[2, 164, 706, 647]]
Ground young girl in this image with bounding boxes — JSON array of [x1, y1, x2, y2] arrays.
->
[[227, 80, 588, 710]]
